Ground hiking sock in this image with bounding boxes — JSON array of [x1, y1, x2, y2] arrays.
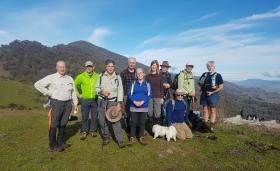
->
[[210, 122, 216, 130]]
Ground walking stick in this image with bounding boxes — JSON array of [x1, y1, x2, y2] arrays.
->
[[102, 97, 108, 150]]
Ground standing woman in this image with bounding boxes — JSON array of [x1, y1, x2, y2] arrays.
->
[[198, 61, 224, 131], [146, 60, 164, 128], [127, 68, 152, 145]]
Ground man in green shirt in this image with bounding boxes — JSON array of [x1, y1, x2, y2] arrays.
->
[[178, 63, 195, 110], [75, 61, 99, 140]]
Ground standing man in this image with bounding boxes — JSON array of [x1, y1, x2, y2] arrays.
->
[[95, 59, 126, 148], [75, 61, 99, 140], [34, 60, 78, 152], [120, 57, 137, 133], [160, 61, 173, 124], [160, 61, 173, 100], [198, 61, 224, 131], [178, 63, 196, 111]]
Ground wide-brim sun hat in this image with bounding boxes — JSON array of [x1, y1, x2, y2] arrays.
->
[[105, 106, 123, 122]]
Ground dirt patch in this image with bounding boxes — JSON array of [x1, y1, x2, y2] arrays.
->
[[228, 147, 245, 157], [156, 143, 191, 159], [246, 140, 280, 153]]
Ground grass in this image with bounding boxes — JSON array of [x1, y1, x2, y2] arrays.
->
[[0, 109, 279, 171], [0, 79, 44, 110], [0, 79, 279, 170]]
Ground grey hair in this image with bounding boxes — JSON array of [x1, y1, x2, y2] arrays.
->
[[136, 68, 145, 76], [128, 57, 136, 62], [56, 60, 66, 67], [206, 61, 216, 67]]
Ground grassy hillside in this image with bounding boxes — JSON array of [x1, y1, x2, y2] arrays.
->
[[0, 80, 279, 170], [0, 109, 279, 171], [0, 79, 44, 110]]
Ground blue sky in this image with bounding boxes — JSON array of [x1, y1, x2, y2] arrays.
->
[[0, 0, 280, 81]]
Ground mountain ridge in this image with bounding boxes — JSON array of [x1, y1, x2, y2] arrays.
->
[[0, 40, 279, 120]]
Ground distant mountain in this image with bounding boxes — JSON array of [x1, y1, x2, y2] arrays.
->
[[0, 40, 148, 82], [0, 40, 279, 121], [236, 79, 280, 92]]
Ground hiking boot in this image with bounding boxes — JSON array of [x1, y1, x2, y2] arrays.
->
[[61, 143, 71, 149], [139, 137, 148, 145], [102, 138, 110, 146], [118, 141, 126, 148], [127, 137, 136, 146], [210, 122, 216, 132], [80, 132, 87, 140], [90, 131, 97, 137], [49, 145, 64, 152]]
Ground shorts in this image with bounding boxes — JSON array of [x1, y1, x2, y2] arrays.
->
[[200, 92, 220, 107]]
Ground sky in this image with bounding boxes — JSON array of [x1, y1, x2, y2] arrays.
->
[[0, 0, 280, 81]]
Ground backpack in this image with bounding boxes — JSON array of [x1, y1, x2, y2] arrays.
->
[[172, 71, 193, 90], [162, 99, 188, 117], [130, 80, 151, 96], [99, 71, 120, 87], [199, 72, 217, 89], [172, 71, 183, 90]]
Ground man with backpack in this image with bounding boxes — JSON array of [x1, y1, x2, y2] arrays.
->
[[198, 61, 224, 131], [160, 61, 173, 124], [95, 59, 126, 148], [177, 63, 195, 111]]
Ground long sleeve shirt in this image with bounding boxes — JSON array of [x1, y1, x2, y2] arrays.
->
[[128, 80, 152, 112], [34, 72, 78, 105], [178, 71, 195, 95], [95, 72, 124, 102], [74, 71, 99, 99], [166, 100, 187, 126], [120, 68, 136, 95], [146, 73, 164, 98]]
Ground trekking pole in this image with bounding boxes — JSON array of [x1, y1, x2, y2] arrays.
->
[[102, 97, 108, 150], [192, 96, 196, 111]]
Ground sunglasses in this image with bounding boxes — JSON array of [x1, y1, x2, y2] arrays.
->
[[176, 94, 184, 97]]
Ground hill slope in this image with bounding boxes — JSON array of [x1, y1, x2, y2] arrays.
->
[[0, 40, 148, 82], [0, 40, 280, 120], [236, 79, 280, 92], [0, 108, 279, 170]]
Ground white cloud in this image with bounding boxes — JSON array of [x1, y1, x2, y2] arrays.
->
[[244, 6, 280, 21], [134, 7, 280, 81], [262, 71, 280, 78], [88, 27, 112, 46], [191, 12, 219, 23]]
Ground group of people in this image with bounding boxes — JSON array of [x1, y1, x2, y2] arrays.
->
[[34, 57, 224, 152]]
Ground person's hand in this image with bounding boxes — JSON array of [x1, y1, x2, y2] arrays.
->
[[207, 91, 213, 96], [116, 103, 122, 112], [133, 101, 142, 107], [133, 101, 139, 106], [73, 105, 78, 114], [189, 91, 195, 97], [139, 101, 144, 106], [163, 83, 170, 89], [101, 90, 110, 97], [160, 98, 164, 105]]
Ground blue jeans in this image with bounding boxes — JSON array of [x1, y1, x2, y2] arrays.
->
[[81, 99, 98, 132]]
